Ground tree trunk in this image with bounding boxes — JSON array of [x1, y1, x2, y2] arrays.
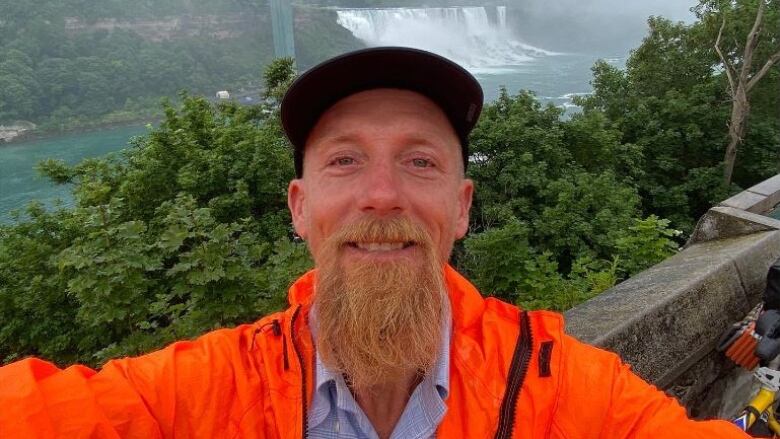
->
[[723, 83, 749, 186], [715, 1, 780, 187]]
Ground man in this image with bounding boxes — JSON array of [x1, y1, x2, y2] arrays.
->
[[0, 47, 748, 438]]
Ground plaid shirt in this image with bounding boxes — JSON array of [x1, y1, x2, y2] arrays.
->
[[307, 307, 451, 439]]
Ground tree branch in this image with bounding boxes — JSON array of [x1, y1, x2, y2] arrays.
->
[[747, 49, 780, 92], [748, 0, 766, 46], [740, 0, 766, 81], [715, 17, 737, 94]]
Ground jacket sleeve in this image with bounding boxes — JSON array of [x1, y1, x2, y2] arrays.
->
[[551, 334, 750, 439], [0, 326, 265, 438]]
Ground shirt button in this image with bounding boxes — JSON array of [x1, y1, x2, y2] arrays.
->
[[334, 420, 340, 433]]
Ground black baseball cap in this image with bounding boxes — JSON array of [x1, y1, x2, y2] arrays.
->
[[280, 47, 484, 177]]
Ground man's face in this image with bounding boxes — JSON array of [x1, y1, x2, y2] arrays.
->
[[287, 88, 474, 267]]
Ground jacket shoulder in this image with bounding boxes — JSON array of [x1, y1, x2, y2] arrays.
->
[[104, 309, 297, 434], [480, 297, 565, 336]]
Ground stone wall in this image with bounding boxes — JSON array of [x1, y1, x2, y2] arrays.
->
[[564, 174, 780, 419]]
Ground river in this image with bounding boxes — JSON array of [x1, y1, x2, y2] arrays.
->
[[0, 125, 149, 223]]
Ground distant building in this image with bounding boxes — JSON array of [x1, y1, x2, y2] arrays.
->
[[216, 90, 230, 100]]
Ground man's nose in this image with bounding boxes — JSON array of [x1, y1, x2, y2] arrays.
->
[[358, 160, 404, 215]]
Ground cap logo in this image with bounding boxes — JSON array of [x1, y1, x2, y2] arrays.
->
[[466, 103, 477, 122]]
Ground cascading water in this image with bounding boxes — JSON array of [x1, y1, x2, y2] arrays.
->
[[335, 6, 556, 73]]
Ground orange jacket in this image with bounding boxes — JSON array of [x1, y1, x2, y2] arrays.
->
[[0, 266, 748, 438]]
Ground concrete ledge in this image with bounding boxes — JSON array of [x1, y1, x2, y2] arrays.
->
[[565, 231, 780, 387], [719, 174, 780, 215], [721, 190, 772, 213], [747, 174, 780, 210], [688, 206, 780, 244]]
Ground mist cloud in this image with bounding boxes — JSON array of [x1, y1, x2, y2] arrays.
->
[[510, 0, 696, 22]]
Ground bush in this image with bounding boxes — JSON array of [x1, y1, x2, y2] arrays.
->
[[0, 63, 314, 366], [462, 214, 679, 311]]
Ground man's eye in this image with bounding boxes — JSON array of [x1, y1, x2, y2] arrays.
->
[[412, 158, 433, 168], [333, 157, 355, 166]]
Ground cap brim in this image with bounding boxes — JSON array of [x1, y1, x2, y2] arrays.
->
[[280, 47, 483, 176]]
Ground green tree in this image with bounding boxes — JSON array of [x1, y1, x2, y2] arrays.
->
[[578, 5, 779, 232], [468, 89, 644, 264], [461, 88, 680, 311], [0, 49, 40, 119], [262, 57, 297, 102], [709, 0, 780, 185], [0, 63, 312, 367]]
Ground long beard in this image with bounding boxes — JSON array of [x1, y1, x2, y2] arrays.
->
[[313, 216, 448, 392]]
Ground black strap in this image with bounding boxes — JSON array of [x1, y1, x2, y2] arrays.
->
[[539, 341, 553, 378]]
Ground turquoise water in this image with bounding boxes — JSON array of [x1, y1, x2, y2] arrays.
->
[[0, 125, 148, 223], [475, 53, 620, 108]]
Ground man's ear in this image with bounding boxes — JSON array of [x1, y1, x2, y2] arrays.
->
[[288, 179, 308, 239], [455, 178, 474, 239]]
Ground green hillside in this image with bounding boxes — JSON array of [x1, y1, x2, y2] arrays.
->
[[0, 0, 362, 129]]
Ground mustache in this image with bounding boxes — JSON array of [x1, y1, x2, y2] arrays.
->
[[329, 216, 432, 249]]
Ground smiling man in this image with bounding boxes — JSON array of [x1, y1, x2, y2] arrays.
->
[[287, 85, 468, 438], [0, 48, 750, 438]]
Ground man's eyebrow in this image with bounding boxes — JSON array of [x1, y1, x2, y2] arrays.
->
[[402, 135, 446, 148], [313, 133, 361, 147], [312, 133, 453, 150]]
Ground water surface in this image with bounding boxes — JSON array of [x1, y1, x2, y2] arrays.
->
[[0, 125, 148, 223]]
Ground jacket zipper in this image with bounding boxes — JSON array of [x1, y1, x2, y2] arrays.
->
[[494, 310, 533, 439], [290, 305, 308, 439]]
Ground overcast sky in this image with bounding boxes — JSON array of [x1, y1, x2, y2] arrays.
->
[[512, 0, 698, 22], [500, 0, 701, 52]]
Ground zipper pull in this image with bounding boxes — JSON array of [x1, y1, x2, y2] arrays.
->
[[272, 319, 290, 370], [539, 341, 553, 377]]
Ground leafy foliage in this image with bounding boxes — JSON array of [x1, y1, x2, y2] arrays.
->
[[461, 89, 679, 311], [263, 57, 298, 102], [615, 216, 681, 277], [578, 7, 779, 232], [0, 66, 311, 367]]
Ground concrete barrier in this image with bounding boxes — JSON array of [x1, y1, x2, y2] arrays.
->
[[565, 173, 780, 418]]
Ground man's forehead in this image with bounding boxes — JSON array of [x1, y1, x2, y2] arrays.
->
[[306, 88, 459, 147]]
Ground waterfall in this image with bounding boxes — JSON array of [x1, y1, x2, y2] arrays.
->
[[335, 6, 556, 73]]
